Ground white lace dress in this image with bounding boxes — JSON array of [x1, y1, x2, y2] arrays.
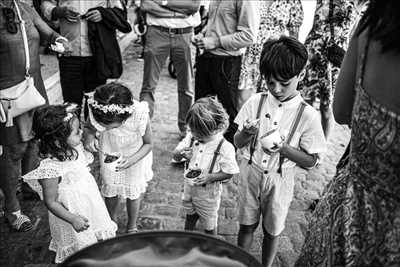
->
[[91, 100, 153, 200], [23, 144, 117, 263]]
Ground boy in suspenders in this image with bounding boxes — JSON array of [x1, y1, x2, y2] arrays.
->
[[234, 36, 327, 267]]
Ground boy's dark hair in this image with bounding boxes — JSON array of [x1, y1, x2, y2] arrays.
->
[[33, 105, 78, 161], [91, 82, 134, 125], [259, 36, 308, 81], [186, 96, 229, 139]]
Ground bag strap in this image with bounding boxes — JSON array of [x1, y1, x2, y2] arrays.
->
[[208, 138, 225, 174], [277, 102, 306, 174], [248, 93, 268, 165], [13, 0, 30, 77]]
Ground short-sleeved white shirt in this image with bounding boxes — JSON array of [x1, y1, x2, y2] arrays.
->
[[177, 132, 240, 175], [234, 92, 327, 172]]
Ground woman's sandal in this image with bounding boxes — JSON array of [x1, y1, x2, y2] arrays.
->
[[7, 211, 33, 232]]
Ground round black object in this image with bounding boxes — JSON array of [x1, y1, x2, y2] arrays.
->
[[60, 230, 262, 267]]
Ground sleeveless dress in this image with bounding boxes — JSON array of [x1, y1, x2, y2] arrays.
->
[[238, 0, 303, 91], [295, 39, 400, 266], [23, 144, 117, 263], [92, 100, 153, 200]]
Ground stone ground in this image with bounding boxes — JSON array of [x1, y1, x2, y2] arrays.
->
[[0, 40, 350, 266]]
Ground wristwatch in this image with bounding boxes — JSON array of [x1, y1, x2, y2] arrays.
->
[[161, 0, 168, 6]]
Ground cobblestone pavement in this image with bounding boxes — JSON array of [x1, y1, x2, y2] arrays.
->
[[0, 42, 350, 267]]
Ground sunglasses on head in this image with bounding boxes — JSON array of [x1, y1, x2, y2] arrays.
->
[[3, 7, 17, 34]]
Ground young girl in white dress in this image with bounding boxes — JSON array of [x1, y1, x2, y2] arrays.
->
[[23, 105, 117, 263], [84, 82, 153, 233]]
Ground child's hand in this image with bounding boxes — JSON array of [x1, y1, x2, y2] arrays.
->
[[116, 156, 136, 171], [72, 215, 89, 232], [243, 118, 260, 135], [194, 174, 212, 186], [180, 147, 193, 160], [83, 131, 99, 153]]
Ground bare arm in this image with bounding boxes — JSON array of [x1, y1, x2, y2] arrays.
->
[[194, 171, 233, 186], [40, 178, 89, 232], [333, 32, 359, 125], [279, 144, 318, 169], [153, 0, 201, 16], [116, 120, 153, 171], [26, 3, 59, 46], [234, 130, 254, 149], [141, 0, 186, 18]]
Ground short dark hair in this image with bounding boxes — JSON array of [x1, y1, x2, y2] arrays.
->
[[259, 36, 308, 81], [186, 96, 229, 139], [33, 105, 79, 161], [91, 82, 134, 125]]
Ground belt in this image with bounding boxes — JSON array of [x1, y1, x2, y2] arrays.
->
[[152, 25, 193, 34]]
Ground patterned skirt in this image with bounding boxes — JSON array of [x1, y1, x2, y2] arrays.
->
[[295, 164, 400, 267]]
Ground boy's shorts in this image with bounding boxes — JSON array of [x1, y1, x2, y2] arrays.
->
[[182, 181, 222, 230], [237, 160, 295, 236]]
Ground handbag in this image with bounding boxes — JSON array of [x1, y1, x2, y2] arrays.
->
[[0, 0, 45, 127]]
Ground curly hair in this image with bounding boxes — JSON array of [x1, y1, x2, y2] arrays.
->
[[185, 96, 229, 139], [32, 105, 78, 161], [91, 82, 134, 125]]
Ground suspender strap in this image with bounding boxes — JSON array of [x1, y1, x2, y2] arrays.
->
[[277, 102, 307, 174], [248, 93, 268, 164], [208, 139, 225, 174], [13, 0, 30, 77]]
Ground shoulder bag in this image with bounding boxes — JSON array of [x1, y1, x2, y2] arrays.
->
[[0, 0, 46, 127]]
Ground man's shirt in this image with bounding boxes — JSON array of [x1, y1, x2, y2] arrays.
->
[[205, 0, 260, 56], [42, 0, 123, 56]]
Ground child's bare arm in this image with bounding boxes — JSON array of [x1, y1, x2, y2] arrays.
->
[[279, 144, 319, 169], [194, 171, 233, 186], [82, 120, 98, 153], [116, 120, 152, 171], [40, 178, 89, 232]]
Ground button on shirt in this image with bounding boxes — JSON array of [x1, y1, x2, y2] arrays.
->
[[234, 92, 327, 173], [42, 0, 123, 56], [177, 132, 240, 175], [205, 0, 260, 56]]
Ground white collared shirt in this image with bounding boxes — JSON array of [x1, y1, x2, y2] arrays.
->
[[177, 132, 239, 175], [234, 92, 327, 173]]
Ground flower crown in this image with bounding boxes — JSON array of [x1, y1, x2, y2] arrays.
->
[[87, 97, 135, 114]]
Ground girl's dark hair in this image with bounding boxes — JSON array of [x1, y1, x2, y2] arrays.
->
[[91, 82, 134, 125], [186, 96, 229, 138], [259, 36, 308, 81], [356, 0, 400, 53], [32, 105, 78, 161]]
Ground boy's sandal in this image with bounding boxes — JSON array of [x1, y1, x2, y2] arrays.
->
[[8, 213, 33, 232], [125, 227, 138, 234]]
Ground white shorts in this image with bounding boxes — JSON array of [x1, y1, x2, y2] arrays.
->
[[237, 160, 295, 236]]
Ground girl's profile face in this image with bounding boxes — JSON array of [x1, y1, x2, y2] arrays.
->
[[66, 117, 82, 147]]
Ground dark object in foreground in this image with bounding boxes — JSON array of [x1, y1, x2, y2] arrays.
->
[[60, 231, 262, 267], [185, 169, 202, 179], [104, 154, 119, 163]]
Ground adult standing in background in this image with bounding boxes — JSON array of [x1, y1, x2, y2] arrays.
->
[[42, 0, 124, 110], [193, 0, 260, 144], [140, 0, 201, 139], [0, 0, 68, 232], [295, 0, 400, 265], [238, 0, 304, 108], [300, 0, 361, 138]]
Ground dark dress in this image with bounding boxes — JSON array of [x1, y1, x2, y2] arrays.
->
[[295, 39, 400, 266]]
